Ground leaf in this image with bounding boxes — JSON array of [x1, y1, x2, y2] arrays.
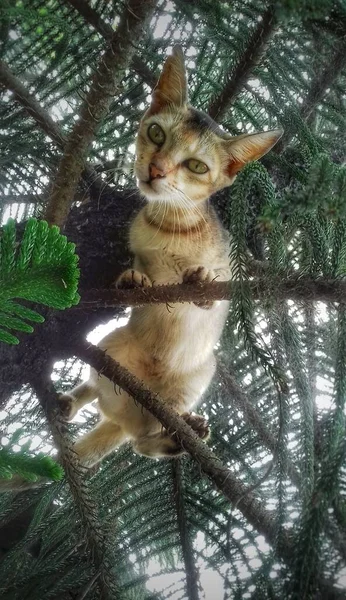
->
[[0, 447, 64, 483], [0, 218, 80, 344]]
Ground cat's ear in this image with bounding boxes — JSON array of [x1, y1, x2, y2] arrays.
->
[[149, 45, 188, 114], [224, 129, 283, 178]]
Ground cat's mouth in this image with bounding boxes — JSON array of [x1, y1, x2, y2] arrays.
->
[[139, 179, 161, 193]]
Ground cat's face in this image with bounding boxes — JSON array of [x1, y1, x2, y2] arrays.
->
[[135, 46, 282, 207]]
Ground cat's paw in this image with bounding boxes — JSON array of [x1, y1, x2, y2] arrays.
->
[[183, 266, 215, 284], [57, 393, 78, 422], [116, 269, 152, 289], [182, 266, 216, 309], [180, 412, 210, 440]]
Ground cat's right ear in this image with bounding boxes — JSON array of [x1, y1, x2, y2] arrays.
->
[[149, 45, 188, 114]]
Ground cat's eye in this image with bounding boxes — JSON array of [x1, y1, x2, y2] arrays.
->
[[147, 123, 166, 146], [185, 159, 209, 174]]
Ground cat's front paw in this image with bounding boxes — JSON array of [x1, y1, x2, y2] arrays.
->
[[116, 269, 152, 289], [57, 393, 78, 422], [180, 412, 210, 440], [182, 266, 216, 309]]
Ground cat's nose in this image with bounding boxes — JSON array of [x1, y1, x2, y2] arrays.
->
[[149, 163, 166, 180]]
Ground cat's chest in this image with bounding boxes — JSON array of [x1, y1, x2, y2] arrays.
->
[[136, 249, 198, 284]]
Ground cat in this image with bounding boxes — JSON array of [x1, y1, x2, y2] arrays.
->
[[55, 46, 283, 467]]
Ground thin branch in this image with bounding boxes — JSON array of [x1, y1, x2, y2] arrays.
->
[[275, 37, 346, 153], [32, 376, 119, 600], [45, 0, 157, 227], [0, 59, 64, 146], [66, 0, 157, 88], [79, 278, 346, 309], [72, 339, 291, 560], [0, 60, 111, 198], [218, 360, 346, 563], [217, 361, 300, 488], [171, 461, 200, 600], [0, 194, 45, 205], [300, 39, 346, 121], [75, 570, 101, 600], [71, 339, 343, 599], [208, 5, 277, 120]]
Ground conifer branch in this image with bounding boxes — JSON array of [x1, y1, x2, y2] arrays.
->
[[217, 362, 300, 488], [0, 60, 111, 197], [71, 339, 344, 599], [208, 5, 277, 120], [0, 194, 45, 205], [32, 376, 119, 600], [0, 59, 64, 146], [80, 277, 346, 308], [72, 339, 291, 560], [66, 0, 157, 88], [219, 361, 346, 563], [171, 461, 200, 600], [275, 37, 346, 153], [299, 39, 346, 121], [45, 0, 158, 227]]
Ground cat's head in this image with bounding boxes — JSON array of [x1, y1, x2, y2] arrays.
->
[[135, 46, 282, 206]]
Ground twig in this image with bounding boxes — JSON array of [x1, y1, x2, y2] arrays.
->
[[275, 37, 346, 153], [32, 376, 119, 600], [208, 5, 277, 120], [217, 361, 300, 488], [300, 39, 346, 121], [79, 278, 346, 308], [0, 60, 111, 198], [171, 461, 200, 600], [75, 570, 101, 600], [0, 59, 64, 145], [218, 360, 346, 562], [45, 0, 158, 227], [66, 0, 157, 88]]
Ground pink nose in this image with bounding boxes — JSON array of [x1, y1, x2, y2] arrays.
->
[[149, 163, 166, 180]]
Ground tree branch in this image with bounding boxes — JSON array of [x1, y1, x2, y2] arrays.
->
[[218, 360, 346, 563], [79, 277, 346, 309], [171, 461, 200, 600], [0, 59, 64, 146], [32, 376, 119, 600], [72, 339, 291, 560], [66, 0, 157, 88], [0, 60, 111, 198], [275, 37, 346, 153], [44, 0, 158, 227], [208, 5, 277, 120], [71, 339, 343, 598], [300, 39, 346, 121]]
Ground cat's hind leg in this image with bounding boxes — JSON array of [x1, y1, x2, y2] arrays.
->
[[58, 382, 98, 422], [74, 419, 126, 467], [133, 413, 210, 458]]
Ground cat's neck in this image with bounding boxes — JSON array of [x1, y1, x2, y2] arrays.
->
[[144, 200, 209, 234]]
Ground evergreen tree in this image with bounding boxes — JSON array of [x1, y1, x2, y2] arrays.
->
[[0, 1, 345, 599]]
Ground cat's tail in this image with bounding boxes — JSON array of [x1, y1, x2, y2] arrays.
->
[[0, 475, 50, 493]]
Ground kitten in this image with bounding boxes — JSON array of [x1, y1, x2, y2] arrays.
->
[[58, 46, 282, 466]]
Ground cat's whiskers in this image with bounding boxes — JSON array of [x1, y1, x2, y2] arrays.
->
[[170, 185, 208, 249], [148, 198, 169, 245], [174, 193, 203, 250]]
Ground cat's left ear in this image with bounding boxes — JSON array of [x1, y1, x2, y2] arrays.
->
[[149, 45, 188, 114], [224, 129, 283, 178]]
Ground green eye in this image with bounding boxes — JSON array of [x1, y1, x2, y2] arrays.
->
[[185, 159, 209, 174], [147, 123, 165, 146]]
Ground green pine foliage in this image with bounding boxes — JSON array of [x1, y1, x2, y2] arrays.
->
[[0, 439, 63, 484], [0, 1, 346, 599], [0, 218, 80, 344]]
